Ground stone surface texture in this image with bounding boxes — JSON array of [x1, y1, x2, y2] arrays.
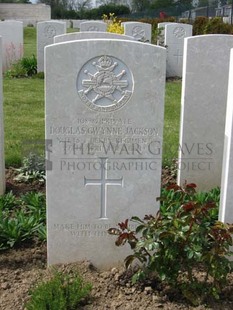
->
[[123, 22, 152, 42], [45, 39, 166, 268], [80, 21, 107, 32], [157, 22, 178, 46], [37, 20, 66, 72], [178, 35, 233, 191], [219, 48, 233, 223], [54, 32, 135, 43], [165, 23, 192, 77]]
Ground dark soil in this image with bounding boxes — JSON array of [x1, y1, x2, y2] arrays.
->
[[1, 168, 233, 310]]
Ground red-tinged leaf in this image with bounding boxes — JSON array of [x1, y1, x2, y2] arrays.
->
[[222, 233, 232, 241], [128, 231, 136, 240], [118, 219, 129, 231], [182, 202, 196, 212], [204, 202, 216, 209], [115, 232, 130, 246], [115, 237, 124, 246], [166, 184, 182, 192], [186, 183, 197, 189], [107, 228, 121, 235]]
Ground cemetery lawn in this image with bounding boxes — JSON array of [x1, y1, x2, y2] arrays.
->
[[3, 77, 44, 166], [24, 27, 37, 58]]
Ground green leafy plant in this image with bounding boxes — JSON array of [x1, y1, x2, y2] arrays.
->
[[25, 269, 92, 310], [0, 191, 18, 211], [4, 55, 37, 78], [0, 192, 46, 250], [204, 17, 233, 35], [108, 184, 233, 305], [20, 54, 37, 76], [14, 153, 46, 184]]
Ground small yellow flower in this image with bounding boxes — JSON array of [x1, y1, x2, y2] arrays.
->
[[103, 13, 124, 34]]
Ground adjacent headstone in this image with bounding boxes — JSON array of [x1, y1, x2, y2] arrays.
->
[[0, 37, 5, 195], [45, 39, 166, 268], [72, 20, 84, 29], [57, 19, 72, 29], [80, 21, 107, 32], [37, 21, 66, 72], [123, 22, 152, 42], [165, 23, 192, 77], [0, 20, 23, 71], [157, 22, 178, 46], [219, 48, 233, 223], [178, 35, 233, 191], [54, 31, 135, 43]]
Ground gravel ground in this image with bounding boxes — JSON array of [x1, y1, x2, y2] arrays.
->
[[1, 243, 233, 310], [1, 167, 233, 309]]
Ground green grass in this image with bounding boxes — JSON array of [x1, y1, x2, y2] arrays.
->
[[3, 78, 44, 166], [3, 27, 181, 167], [24, 27, 37, 58], [164, 80, 182, 165], [23, 27, 79, 58]]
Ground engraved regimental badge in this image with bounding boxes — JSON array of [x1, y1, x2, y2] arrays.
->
[[77, 55, 133, 112], [132, 26, 146, 40], [173, 27, 186, 39], [44, 25, 57, 38]]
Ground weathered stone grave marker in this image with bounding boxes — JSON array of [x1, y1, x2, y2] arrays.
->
[[45, 39, 166, 268], [0, 20, 23, 71], [219, 48, 233, 223], [157, 22, 177, 46], [37, 21, 66, 72], [178, 35, 233, 191], [165, 23, 192, 77], [80, 21, 107, 32], [54, 32, 135, 43], [123, 22, 151, 42], [0, 36, 5, 195]]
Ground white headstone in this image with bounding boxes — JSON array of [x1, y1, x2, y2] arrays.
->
[[80, 21, 107, 32], [55, 19, 72, 29], [45, 39, 166, 268], [123, 22, 152, 42], [54, 32, 135, 43], [72, 20, 83, 29], [37, 21, 66, 72], [0, 37, 5, 195], [157, 22, 178, 46], [178, 35, 233, 191], [219, 48, 233, 223], [165, 23, 192, 77], [0, 20, 23, 71]]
